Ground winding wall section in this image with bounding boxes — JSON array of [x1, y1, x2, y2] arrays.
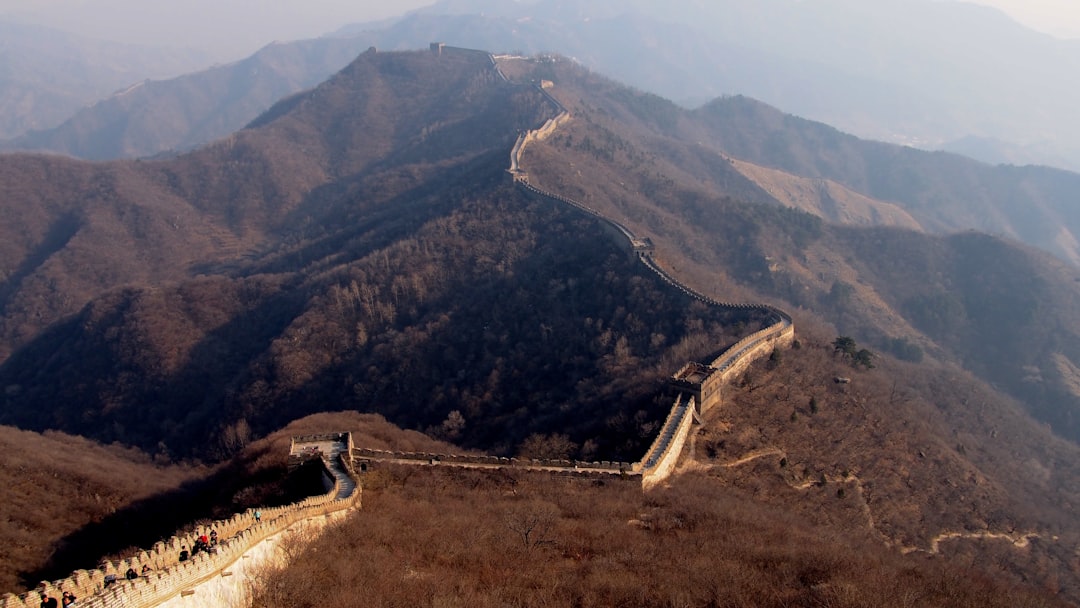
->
[[4, 50, 798, 607], [501, 55, 795, 489], [2, 434, 360, 608]]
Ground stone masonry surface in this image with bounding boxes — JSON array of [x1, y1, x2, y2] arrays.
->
[[4, 48, 799, 608], [1, 434, 359, 608]]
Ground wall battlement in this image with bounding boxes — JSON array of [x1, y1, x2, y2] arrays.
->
[[2, 435, 359, 608], [1, 49, 798, 608], [496, 52, 796, 489]]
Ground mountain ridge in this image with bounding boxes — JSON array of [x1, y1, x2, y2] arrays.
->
[[13, 0, 1080, 170], [11, 25, 1080, 275], [0, 45, 1079, 602], [0, 19, 210, 140]]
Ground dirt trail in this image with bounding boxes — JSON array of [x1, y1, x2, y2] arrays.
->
[[686, 446, 1043, 555]]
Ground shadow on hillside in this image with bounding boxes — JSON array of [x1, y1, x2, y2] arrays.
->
[[218, 150, 509, 279], [0, 213, 80, 316], [20, 447, 326, 589], [0, 281, 311, 460]]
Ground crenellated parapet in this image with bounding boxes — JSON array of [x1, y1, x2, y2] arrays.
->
[[640, 396, 697, 490], [2, 435, 360, 608], [498, 55, 796, 489]]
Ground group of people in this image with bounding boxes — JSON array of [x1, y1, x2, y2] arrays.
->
[[104, 561, 151, 587], [124, 564, 152, 579], [45, 520, 242, 605], [38, 589, 75, 607], [178, 528, 220, 562]]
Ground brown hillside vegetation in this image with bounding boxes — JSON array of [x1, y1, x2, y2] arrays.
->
[[688, 95, 1080, 267], [0, 48, 544, 364], [0, 427, 203, 591], [3, 412, 457, 595], [726, 157, 922, 229], [508, 55, 1080, 448], [831, 228, 1080, 441], [250, 463, 1067, 608], [691, 321, 1080, 601], [0, 184, 767, 460], [243, 331, 1080, 606], [1, 47, 1079, 605]]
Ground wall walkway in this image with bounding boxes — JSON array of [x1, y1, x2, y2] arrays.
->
[[2, 434, 359, 608], [498, 54, 796, 489], [5, 49, 800, 607]]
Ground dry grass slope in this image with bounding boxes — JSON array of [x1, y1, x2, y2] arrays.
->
[[250, 463, 1068, 608], [0, 427, 203, 591]]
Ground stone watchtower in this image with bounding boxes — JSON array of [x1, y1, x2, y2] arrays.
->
[[631, 237, 654, 258], [430, 42, 446, 55], [670, 361, 723, 415]]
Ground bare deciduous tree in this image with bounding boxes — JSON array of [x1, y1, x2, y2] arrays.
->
[[504, 502, 559, 551]]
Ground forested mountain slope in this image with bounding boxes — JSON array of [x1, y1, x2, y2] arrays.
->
[[10, 6, 1080, 273], [0, 49, 765, 462], [692, 96, 1080, 266], [2, 36, 378, 161], [496, 58, 1080, 448], [0, 46, 1079, 604]]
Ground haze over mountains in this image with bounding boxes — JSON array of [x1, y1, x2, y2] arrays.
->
[[2, 2, 1080, 603], [0, 41, 1078, 473], [1, 0, 1079, 480], [8, 0, 1080, 270], [6, 0, 1080, 173], [0, 20, 211, 140], [2, 44, 1077, 601], [3, 37, 380, 161]]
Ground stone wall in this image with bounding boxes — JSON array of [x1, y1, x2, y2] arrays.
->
[[509, 111, 571, 180], [503, 61, 796, 489], [640, 396, 697, 490], [2, 51, 796, 608], [710, 321, 795, 394], [518, 169, 796, 488], [354, 447, 637, 477], [287, 432, 354, 470], [2, 447, 360, 608], [514, 144, 795, 488]]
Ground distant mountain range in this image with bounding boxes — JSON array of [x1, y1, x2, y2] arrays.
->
[[0, 20, 211, 140], [2, 37, 379, 160], [2, 46, 1080, 600], [0, 43, 1077, 457], [6, 0, 1080, 273], [689, 95, 1080, 265], [7, 0, 1080, 173]]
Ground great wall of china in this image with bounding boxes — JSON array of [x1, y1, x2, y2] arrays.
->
[[1, 47, 796, 608], [354, 48, 794, 489], [500, 51, 795, 489], [1, 434, 360, 608]]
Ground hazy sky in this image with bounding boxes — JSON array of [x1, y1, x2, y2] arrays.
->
[[0, 0, 1078, 60], [0, 0, 434, 59], [972, 0, 1080, 37]]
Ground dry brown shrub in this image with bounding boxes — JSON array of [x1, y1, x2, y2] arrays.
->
[[0, 426, 203, 591], [249, 465, 1066, 608]]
